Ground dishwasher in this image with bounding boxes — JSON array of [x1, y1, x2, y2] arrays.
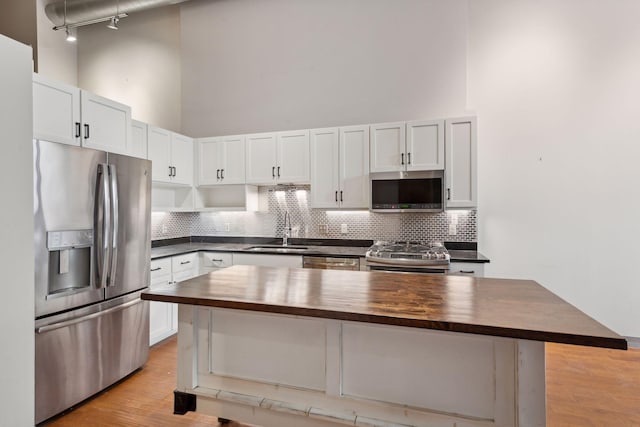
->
[[302, 256, 360, 271]]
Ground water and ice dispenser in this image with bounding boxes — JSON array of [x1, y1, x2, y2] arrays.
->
[[46, 230, 93, 297]]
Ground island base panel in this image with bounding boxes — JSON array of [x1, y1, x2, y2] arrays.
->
[[176, 305, 546, 427]]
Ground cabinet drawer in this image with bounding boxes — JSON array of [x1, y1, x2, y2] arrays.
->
[[150, 258, 172, 281], [448, 262, 485, 278], [200, 252, 233, 268], [172, 253, 198, 274]]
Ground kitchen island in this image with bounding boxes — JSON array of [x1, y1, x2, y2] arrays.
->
[[142, 265, 626, 427]]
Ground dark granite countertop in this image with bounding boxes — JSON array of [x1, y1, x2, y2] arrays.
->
[[151, 237, 491, 263]]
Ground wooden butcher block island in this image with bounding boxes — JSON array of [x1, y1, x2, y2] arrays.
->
[[142, 265, 626, 427]]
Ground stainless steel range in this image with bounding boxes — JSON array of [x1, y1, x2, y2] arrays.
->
[[365, 241, 450, 274]]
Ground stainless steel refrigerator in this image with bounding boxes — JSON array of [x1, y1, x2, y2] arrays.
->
[[33, 140, 151, 424]]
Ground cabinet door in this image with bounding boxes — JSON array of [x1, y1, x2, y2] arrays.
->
[[310, 128, 340, 208], [130, 120, 148, 159], [340, 125, 370, 209], [148, 126, 172, 183], [33, 74, 81, 146], [220, 135, 246, 185], [149, 301, 176, 345], [197, 137, 222, 186], [171, 133, 194, 186], [80, 91, 131, 155], [245, 133, 277, 185], [445, 117, 477, 208], [277, 130, 310, 184], [406, 119, 444, 171], [370, 122, 405, 173]]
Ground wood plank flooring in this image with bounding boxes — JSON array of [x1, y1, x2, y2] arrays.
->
[[45, 336, 640, 426]]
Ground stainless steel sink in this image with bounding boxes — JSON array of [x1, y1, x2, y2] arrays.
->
[[246, 245, 309, 253]]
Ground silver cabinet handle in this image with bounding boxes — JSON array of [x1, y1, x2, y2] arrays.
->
[[169, 166, 173, 177], [150, 267, 162, 272], [340, 190, 343, 202], [180, 260, 191, 265], [173, 166, 177, 177], [277, 166, 280, 177], [401, 152, 404, 165], [408, 152, 411, 164], [84, 123, 90, 139], [221, 169, 224, 179], [272, 166, 275, 178], [211, 258, 223, 262], [459, 270, 475, 274], [216, 169, 220, 179], [75, 122, 81, 138], [36, 298, 143, 334], [447, 188, 451, 200], [335, 191, 338, 202]]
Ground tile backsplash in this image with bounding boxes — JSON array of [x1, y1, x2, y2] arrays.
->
[[151, 187, 476, 243]]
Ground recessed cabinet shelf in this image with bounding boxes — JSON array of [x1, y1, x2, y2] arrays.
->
[[195, 185, 260, 212], [151, 183, 194, 212]]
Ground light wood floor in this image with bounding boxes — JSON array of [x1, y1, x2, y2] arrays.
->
[[45, 336, 640, 426]]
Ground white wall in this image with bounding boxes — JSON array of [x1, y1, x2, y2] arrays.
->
[[468, 0, 640, 336], [180, 0, 469, 137], [36, 0, 78, 85], [78, 5, 182, 131], [0, 34, 34, 427]]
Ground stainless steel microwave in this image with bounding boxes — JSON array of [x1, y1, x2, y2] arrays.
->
[[370, 170, 444, 212]]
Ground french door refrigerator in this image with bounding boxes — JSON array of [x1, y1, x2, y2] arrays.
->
[[33, 139, 151, 424]]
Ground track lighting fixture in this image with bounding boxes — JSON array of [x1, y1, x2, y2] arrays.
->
[[65, 27, 76, 42], [107, 16, 119, 30]]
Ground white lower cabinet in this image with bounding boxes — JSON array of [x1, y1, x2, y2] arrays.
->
[[233, 253, 303, 268], [448, 262, 485, 277], [199, 252, 233, 275], [149, 253, 200, 346]]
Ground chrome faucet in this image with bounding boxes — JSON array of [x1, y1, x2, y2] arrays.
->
[[283, 211, 291, 246]]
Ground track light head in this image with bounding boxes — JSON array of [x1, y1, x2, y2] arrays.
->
[[107, 16, 119, 30]]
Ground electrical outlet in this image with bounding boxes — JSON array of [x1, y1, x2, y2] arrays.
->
[[224, 223, 230, 232], [318, 224, 328, 235], [341, 224, 348, 234]]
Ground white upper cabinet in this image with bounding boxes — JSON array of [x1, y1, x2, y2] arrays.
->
[[148, 126, 172, 183], [370, 122, 405, 173], [148, 125, 193, 186], [246, 131, 309, 185], [80, 91, 132, 155], [245, 133, 278, 185], [277, 130, 310, 184], [370, 120, 445, 173], [310, 128, 340, 208], [445, 117, 477, 208], [171, 133, 194, 186], [339, 126, 370, 209], [33, 74, 133, 156], [33, 74, 81, 146], [406, 119, 444, 170], [130, 120, 148, 160], [310, 126, 369, 209], [197, 135, 246, 186]]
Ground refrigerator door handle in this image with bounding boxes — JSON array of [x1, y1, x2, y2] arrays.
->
[[94, 163, 111, 289], [108, 164, 119, 286], [35, 298, 143, 334]]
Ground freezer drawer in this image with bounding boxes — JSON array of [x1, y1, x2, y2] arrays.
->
[[35, 295, 149, 424]]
